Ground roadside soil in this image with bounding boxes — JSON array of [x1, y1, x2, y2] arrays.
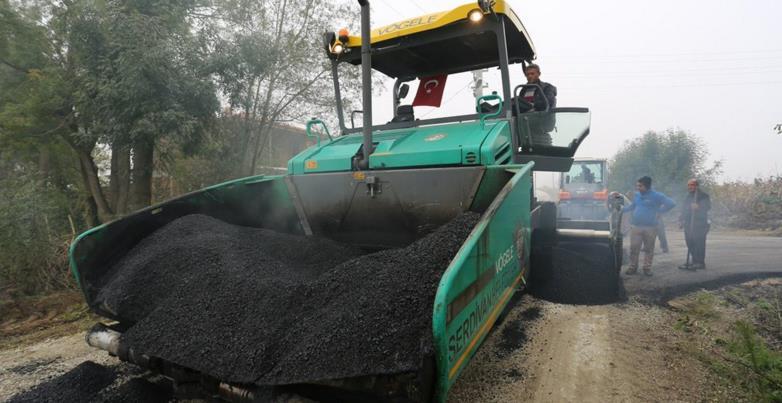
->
[[0, 332, 116, 400], [1, 230, 780, 402], [449, 295, 735, 402], [0, 291, 95, 350]]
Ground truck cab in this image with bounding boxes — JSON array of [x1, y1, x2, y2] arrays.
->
[[558, 158, 609, 221]]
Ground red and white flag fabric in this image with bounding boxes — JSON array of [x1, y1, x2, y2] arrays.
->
[[412, 74, 448, 107]]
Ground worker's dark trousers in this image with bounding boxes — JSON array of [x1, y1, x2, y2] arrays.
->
[[684, 227, 708, 264], [657, 219, 669, 252]]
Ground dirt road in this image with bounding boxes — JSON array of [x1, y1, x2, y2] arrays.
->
[[448, 297, 721, 402], [0, 333, 115, 400]]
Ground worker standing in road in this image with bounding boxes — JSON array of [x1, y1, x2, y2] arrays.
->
[[613, 176, 676, 276], [679, 179, 711, 270]]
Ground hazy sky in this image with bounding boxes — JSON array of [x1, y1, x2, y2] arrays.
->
[[356, 0, 782, 181]]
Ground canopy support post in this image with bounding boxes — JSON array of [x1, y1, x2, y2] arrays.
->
[[358, 0, 373, 170], [495, 18, 513, 119], [331, 60, 347, 135]]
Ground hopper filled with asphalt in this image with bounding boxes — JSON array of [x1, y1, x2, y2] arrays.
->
[[101, 213, 479, 387]]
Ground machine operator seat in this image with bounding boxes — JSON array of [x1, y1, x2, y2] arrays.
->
[[391, 105, 415, 123]]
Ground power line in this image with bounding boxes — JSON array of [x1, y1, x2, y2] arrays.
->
[[542, 54, 782, 65], [403, 0, 429, 15], [551, 67, 782, 79], [375, 0, 406, 19], [557, 63, 782, 74], [566, 80, 782, 90], [545, 48, 782, 59], [420, 81, 473, 118]]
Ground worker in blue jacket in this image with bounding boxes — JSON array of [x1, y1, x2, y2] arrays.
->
[[613, 176, 676, 276]]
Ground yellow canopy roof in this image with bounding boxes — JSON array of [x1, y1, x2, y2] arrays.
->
[[330, 1, 537, 78], [346, 1, 531, 48]]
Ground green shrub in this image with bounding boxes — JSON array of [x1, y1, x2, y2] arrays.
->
[[728, 321, 782, 402], [0, 172, 76, 295]]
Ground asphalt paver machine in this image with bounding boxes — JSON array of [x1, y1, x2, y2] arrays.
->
[[70, 1, 623, 401]]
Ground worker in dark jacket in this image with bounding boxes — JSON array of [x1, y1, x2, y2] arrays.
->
[[513, 64, 558, 146], [614, 176, 676, 276], [518, 63, 557, 112], [679, 179, 711, 270]]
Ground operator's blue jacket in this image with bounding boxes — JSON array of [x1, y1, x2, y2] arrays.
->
[[622, 189, 676, 227]]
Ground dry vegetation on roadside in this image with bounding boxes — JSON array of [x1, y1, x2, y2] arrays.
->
[[669, 279, 782, 402], [711, 176, 782, 235], [0, 291, 94, 350]]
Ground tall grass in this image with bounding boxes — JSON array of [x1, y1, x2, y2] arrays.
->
[[711, 176, 782, 231]]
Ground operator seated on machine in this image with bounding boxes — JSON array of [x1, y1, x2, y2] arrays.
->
[[515, 63, 557, 113], [576, 164, 595, 184], [479, 63, 557, 114], [512, 63, 558, 147]]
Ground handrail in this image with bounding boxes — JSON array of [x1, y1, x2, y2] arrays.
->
[[513, 83, 549, 114], [305, 118, 333, 146], [350, 110, 363, 129], [476, 94, 503, 129]]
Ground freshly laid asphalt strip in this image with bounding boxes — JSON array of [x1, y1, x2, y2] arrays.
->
[[112, 212, 480, 386], [530, 242, 620, 305], [95, 214, 364, 323], [8, 361, 117, 403]]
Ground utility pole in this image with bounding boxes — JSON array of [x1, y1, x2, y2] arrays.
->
[[471, 69, 488, 100]]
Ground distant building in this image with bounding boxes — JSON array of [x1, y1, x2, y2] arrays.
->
[[262, 123, 310, 169]]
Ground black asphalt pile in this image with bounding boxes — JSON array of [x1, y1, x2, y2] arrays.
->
[[8, 361, 117, 403], [98, 378, 173, 403], [530, 241, 621, 305], [96, 214, 364, 322], [120, 212, 480, 386]]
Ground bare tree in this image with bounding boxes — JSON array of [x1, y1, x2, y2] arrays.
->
[[210, 0, 364, 176]]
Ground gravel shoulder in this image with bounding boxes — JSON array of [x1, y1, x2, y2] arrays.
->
[[449, 296, 725, 402], [0, 333, 114, 401]]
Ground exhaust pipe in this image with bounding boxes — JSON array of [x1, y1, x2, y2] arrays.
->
[[86, 323, 122, 355], [557, 228, 611, 239], [86, 323, 150, 367], [87, 323, 258, 401], [217, 382, 256, 402], [358, 0, 373, 169]]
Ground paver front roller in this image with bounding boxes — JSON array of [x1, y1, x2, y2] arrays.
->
[[70, 1, 622, 401]]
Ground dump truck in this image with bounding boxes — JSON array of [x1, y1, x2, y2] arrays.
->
[[69, 1, 623, 401]]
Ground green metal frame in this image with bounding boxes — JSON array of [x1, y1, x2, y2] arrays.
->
[[432, 162, 534, 401], [476, 94, 503, 130], [305, 118, 333, 146]]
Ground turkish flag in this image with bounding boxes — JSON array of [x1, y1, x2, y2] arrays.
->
[[412, 74, 448, 107]]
